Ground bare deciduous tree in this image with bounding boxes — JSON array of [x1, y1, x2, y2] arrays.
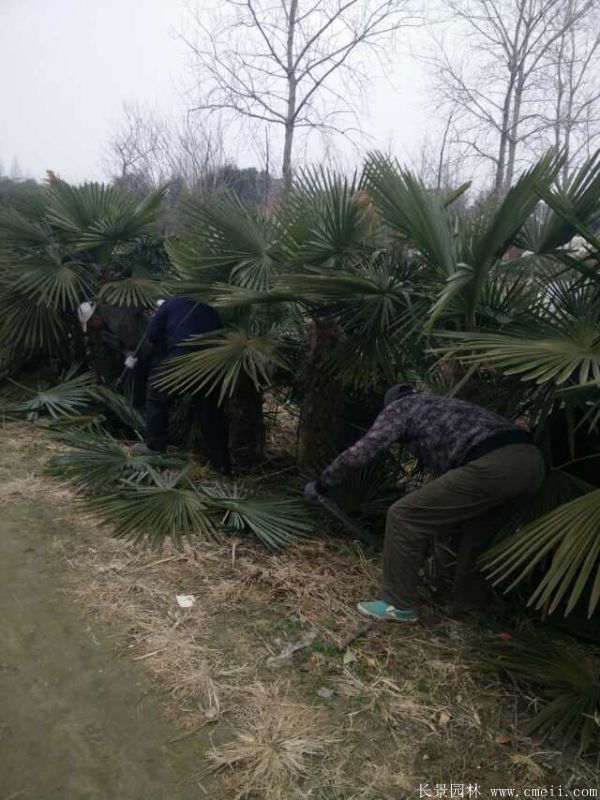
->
[[430, 0, 598, 191], [106, 103, 228, 194], [181, 0, 419, 190], [534, 0, 600, 183]]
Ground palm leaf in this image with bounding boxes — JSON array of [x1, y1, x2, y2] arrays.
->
[[364, 153, 458, 276], [155, 329, 291, 403], [526, 149, 600, 253], [486, 636, 600, 748], [200, 482, 313, 549], [86, 471, 217, 547], [284, 168, 372, 267], [167, 191, 276, 291], [0, 207, 52, 249], [483, 489, 600, 617], [436, 325, 600, 385], [10, 253, 93, 310], [15, 370, 94, 419], [472, 151, 561, 270], [90, 386, 146, 437], [49, 431, 185, 491], [430, 153, 562, 326], [0, 287, 68, 352], [47, 182, 166, 251], [97, 277, 165, 309]]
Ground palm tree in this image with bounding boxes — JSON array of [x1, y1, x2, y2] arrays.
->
[[161, 190, 295, 471], [365, 149, 600, 617], [130, 151, 600, 614], [0, 176, 167, 375]]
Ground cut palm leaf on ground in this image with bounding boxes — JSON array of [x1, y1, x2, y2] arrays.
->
[[13, 369, 94, 419], [49, 431, 186, 491], [486, 636, 600, 750]]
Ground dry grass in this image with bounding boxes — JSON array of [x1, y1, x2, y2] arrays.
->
[[1, 421, 596, 799], [0, 474, 52, 504], [251, 539, 380, 645], [210, 683, 332, 800], [337, 670, 437, 732]]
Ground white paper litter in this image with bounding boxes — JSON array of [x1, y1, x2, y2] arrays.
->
[[176, 594, 196, 608]]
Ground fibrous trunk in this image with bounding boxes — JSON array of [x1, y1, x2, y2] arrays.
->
[[297, 316, 346, 472], [228, 371, 265, 473]]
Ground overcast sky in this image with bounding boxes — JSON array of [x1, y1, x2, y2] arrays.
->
[[0, 0, 430, 183]]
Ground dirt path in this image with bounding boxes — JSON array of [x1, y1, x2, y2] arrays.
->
[[0, 495, 217, 799]]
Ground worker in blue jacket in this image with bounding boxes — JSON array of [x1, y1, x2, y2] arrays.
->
[[129, 296, 230, 474]]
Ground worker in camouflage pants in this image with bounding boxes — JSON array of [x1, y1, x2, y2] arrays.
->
[[304, 385, 545, 623]]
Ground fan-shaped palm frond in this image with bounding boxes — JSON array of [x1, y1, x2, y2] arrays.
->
[[525, 149, 600, 253], [167, 191, 276, 291], [155, 329, 291, 402], [364, 154, 459, 276], [0, 287, 68, 352], [472, 152, 561, 270], [87, 471, 217, 547], [483, 489, 600, 617], [97, 277, 165, 309], [200, 482, 313, 549], [284, 168, 372, 267], [84, 471, 311, 549], [14, 370, 94, 419], [437, 323, 600, 385], [49, 431, 185, 491], [430, 154, 562, 327], [0, 207, 52, 249], [90, 386, 145, 437], [487, 636, 600, 749], [282, 252, 413, 322], [46, 181, 166, 253], [10, 252, 93, 310]]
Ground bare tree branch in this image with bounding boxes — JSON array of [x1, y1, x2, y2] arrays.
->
[[180, 0, 419, 189], [429, 0, 600, 190]]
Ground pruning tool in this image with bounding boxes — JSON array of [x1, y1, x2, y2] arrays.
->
[[316, 493, 379, 549]]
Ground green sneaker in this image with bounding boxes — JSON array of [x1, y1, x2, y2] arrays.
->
[[357, 600, 419, 624]]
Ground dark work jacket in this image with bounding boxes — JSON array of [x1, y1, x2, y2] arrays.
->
[[146, 297, 222, 357], [320, 394, 529, 488]]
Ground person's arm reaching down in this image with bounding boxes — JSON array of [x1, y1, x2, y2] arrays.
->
[[317, 403, 407, 491]]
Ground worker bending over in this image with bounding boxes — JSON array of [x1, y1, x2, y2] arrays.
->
[[305, 384, 545, 623], [130, 296, 230, 474]]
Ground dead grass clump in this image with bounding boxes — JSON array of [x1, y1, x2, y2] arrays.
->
[[323, 757, 416, 800], [150, 637, 232, 720], [210, 683, 332, 800], [337, 670, 437, 732], [252, 539, 380, 644]]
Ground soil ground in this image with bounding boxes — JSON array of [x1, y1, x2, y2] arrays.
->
[[0, 422, 598, 800], [0, 428, 221, 800]]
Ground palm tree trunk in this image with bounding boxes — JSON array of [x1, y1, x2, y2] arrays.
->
[[297, 316, 346, 471], [228, 371, 265, 473]]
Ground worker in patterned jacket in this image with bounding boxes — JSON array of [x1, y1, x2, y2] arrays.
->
[[304, 384, 545, 624]]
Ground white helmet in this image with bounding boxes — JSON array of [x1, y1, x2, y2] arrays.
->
[[77, 301, 96, 332]]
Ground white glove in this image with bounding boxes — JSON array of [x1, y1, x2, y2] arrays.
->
[[124, 355, 138, 370]]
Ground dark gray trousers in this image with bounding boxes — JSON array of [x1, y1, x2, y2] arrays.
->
[[381, 444, 546, 609]]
